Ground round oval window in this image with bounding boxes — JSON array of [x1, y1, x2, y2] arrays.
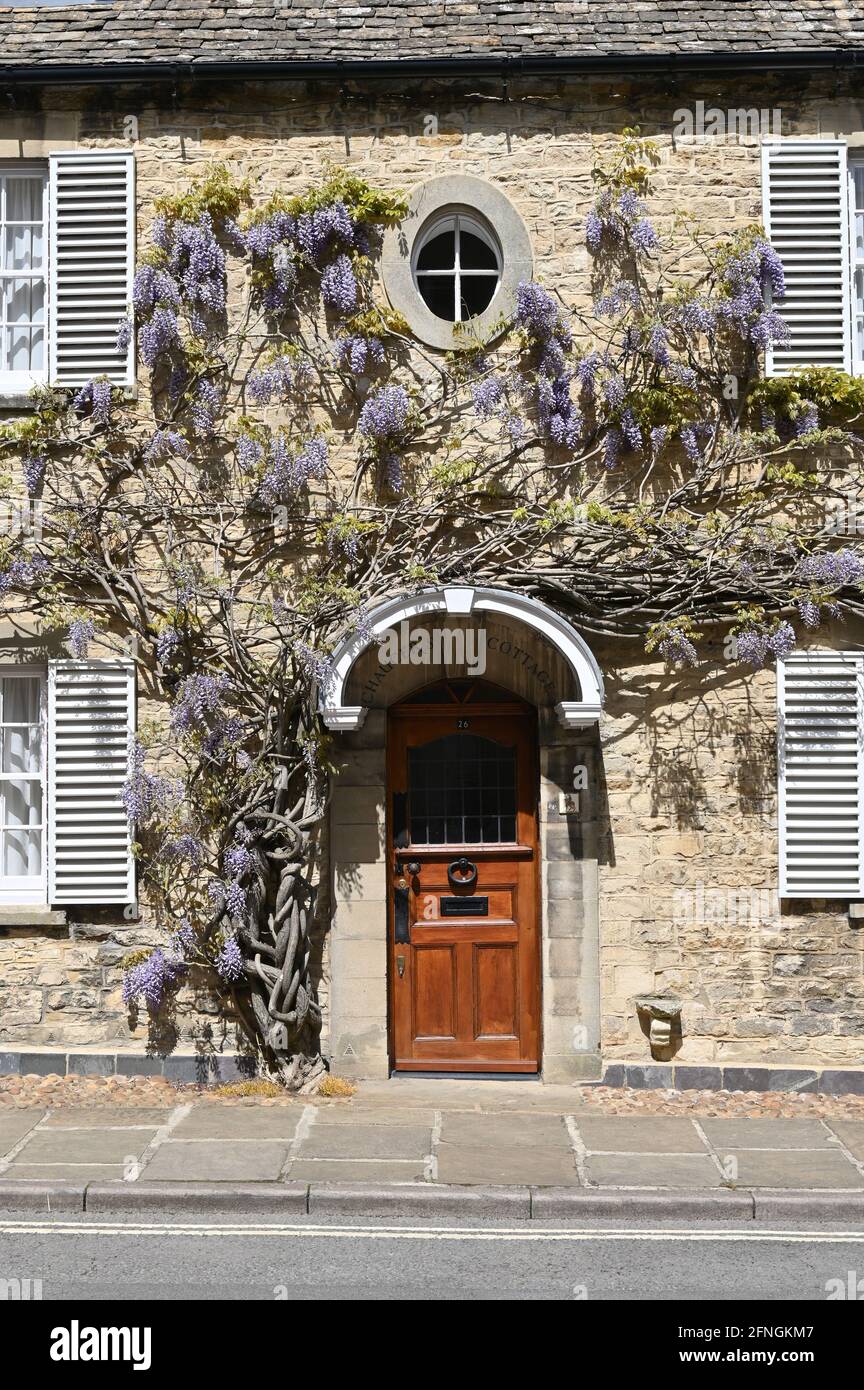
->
[[411, 212, 502, 324]]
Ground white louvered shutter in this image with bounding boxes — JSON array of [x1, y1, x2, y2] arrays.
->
[[777, 652, 864, 898], [761, 140, 852, 375], [48, 150, 135, 388], [47, 660, 135, 905]]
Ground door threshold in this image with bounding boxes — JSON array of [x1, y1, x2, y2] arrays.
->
[[389, 1070, 541, 1081]]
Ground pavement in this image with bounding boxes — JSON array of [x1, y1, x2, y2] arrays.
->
[[1, 1079, 864, 1220]]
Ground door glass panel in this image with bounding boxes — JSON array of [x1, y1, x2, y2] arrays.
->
[[409, 734, 517, 844]]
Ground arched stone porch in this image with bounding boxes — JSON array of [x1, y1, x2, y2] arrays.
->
[[321, 586, 604, 1083]]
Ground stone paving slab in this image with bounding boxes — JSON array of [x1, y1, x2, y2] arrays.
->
[[825, 1120, 864, 1160], [0, 1110, 44, 1152], [10, 1128, 157, 1165], [584, 1154, 721, 1187], [172, 1107, 302, 1140], [41, 1108, 173, 1129], [300, 1123, 431, 1160], [438, 1111, 571, 1150], [287, 1160, 428, 1182], [725, 1150, 864, 1188], [436, 1144, 580, 1186], [698, 1118, 834, 1150], [143, 1140, 290, 1182], [574, 1116, 705, 1153]]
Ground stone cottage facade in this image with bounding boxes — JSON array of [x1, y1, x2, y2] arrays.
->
[[1, 1, 864, 1089]]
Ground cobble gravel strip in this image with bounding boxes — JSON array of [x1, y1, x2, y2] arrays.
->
[[5, 1072, 864, 1119]]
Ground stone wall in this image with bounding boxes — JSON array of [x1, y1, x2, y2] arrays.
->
[[1, 67, 863, 1071]]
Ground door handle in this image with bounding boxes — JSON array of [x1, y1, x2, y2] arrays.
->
[[394, 881, 410, 944]]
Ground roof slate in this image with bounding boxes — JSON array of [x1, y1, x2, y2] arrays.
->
[[1, 0, 863, 71]]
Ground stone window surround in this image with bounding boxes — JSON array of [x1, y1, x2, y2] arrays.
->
[[380, 174, 534, 351]]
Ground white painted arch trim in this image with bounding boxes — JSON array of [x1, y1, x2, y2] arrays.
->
[[319, 586, 604, 731]]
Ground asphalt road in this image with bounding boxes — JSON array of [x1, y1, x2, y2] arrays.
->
[[1, 1213, 864, 1300]]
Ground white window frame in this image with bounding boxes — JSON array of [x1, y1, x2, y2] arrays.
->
[[0, 163, 49, 397], [411, 211, 503, 324], [0, 667, 48, 906]]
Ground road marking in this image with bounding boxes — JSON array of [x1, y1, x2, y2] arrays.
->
[[0, 1222, 862, 1243]]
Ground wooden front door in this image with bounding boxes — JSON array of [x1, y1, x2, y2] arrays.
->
[[387, 680, 540, 1073]]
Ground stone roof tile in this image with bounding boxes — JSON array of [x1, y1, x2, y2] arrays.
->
[[0, 0, 862, 70]]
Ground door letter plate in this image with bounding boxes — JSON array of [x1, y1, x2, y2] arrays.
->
[[440, 896, 489, 917]]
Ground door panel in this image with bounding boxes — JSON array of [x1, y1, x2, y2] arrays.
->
[[388, 694, 540, 1073], [474, 944, 518, 1038], [413, 945, 458, 1039]]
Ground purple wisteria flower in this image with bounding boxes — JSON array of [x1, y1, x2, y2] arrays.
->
[[585, 186, 658, 255], [171, 672, 231, 735], [72, 378, 113, 426], [132, 264, 181, 315], [647, 323, 671, 365], [793, 400, 819, 436], [602, 374, 626, 411], [0, 553, 48, 597], [21, 454, 46, 494], [650, 425, 668, 456], [293, 640, 334, 688], [603, 426, 623, 469], [115, 316, 133, 355], [335, 334, 385, 377], [138, 307, 182, 368], [67, 617, 95, 658], [358, 382, 410, 442], [295, 201, 355, 264], [798, 549, 864, 586], [736, 622, 797, 668], [122, 948, 187, 1012], [658, 630, 699, 666], [585, 208, 604, 254], [156, 626, 182, 663], [191, 380, 222, 436], [170, 917, 197, 956], [716, 239, 788, 347], [673, 296, 717, 338], [122, 739, 180, 824], [235, 434, 264, 473], [215, 935, 244, 981], [472, 375, 506, 419], [321, 253, 358, 314], [144, 429, 189, 461], [631, 218, 659, 252], [679, 425, 702, 462], [224, 842, 255, 879], [167, 212, 227, 318], [515, 282, 581, 448], [247, 353, 312, 404], [620, 408, 643, 453], [576, 351, 602, 400], [164, 834, 205, 868], [797, 597, 822, 630], [594, 281, 641, 318], [258, 434, 329, 505]]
